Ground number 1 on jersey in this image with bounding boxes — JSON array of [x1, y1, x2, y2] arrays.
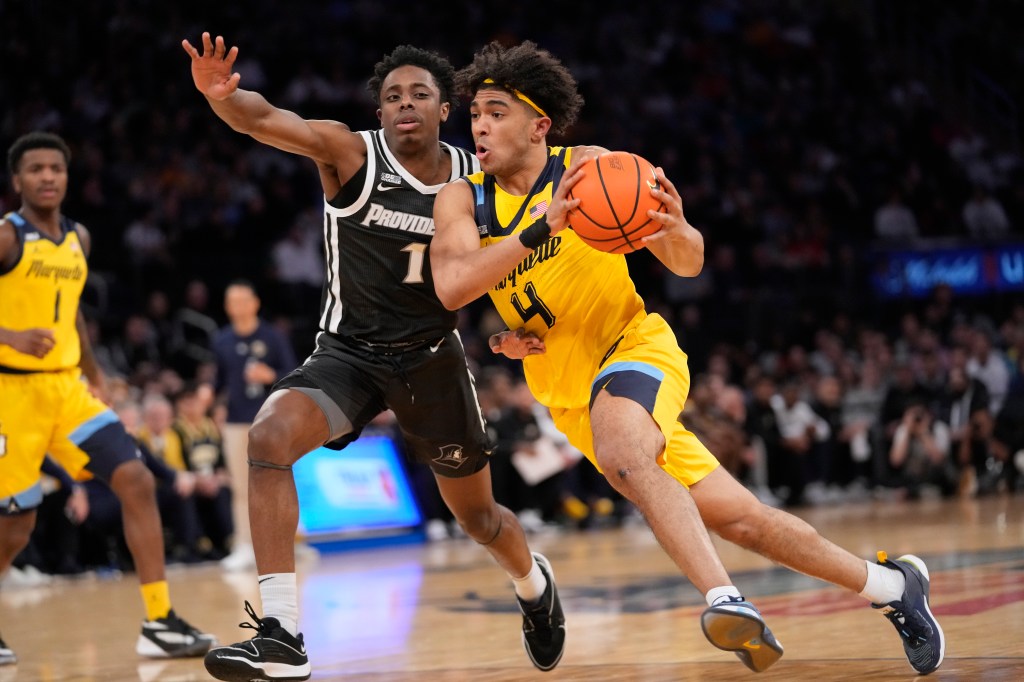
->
[[401, 243, 427, 284]]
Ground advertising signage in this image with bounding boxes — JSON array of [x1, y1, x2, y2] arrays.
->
[[871, 243, 1024, 298]]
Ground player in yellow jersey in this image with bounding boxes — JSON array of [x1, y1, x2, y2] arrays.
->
[[431, 41, 944, 675], [0, 132, 214, 666]]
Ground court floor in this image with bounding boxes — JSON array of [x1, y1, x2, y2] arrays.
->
[[3, 494, 1023, 681]]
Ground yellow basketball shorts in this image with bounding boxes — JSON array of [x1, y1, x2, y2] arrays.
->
[[548, 313, 719, 488], [0, 368, 115, 509]]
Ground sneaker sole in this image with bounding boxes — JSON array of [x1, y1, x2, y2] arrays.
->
[[205, 655, 311, 681], [701, 609, 783, 672], [896, 554, 946, 673]]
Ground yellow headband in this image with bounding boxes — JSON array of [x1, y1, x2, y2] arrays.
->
[[482, 78, 547, 117]]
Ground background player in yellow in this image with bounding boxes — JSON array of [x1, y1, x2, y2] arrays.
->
[[0, 132, 214, 665], [430, 41, 944, 675]]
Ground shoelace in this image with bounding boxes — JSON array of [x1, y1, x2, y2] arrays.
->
[[238, 600, 272, 637], [522, 599, 553, 639]]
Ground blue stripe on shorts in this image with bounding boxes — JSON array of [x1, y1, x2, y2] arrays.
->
[[68, 409, 119, 445], [590, 362, 665, 412]]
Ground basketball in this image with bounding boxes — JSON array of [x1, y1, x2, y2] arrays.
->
[[567, 151, 665, 254]]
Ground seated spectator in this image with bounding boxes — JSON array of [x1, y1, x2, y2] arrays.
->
[[874, 188, 920, 241], [962, 185, 1011, 238], [888, 402, 957, 498], [770, 378, 831, 506], [136, 394, 206, 561], [173, 382, 233, 559]]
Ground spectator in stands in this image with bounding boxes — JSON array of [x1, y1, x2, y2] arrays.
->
[[873, 188, 920, 241], [888, 402, 957, 499], [962, 185, 1011, 238], [173, 382, 233, 559]]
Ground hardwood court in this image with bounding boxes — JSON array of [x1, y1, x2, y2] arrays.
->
[[4, 495, 1023, 681]]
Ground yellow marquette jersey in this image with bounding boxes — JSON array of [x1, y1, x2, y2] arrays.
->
[[0, 212, 86, 371], [468, 147, 646, 409]]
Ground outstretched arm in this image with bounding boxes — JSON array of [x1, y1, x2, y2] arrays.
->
[[182, 32, 362, 171]]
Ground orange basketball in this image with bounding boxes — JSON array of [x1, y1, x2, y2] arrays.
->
[[567, 151, 665, 253]]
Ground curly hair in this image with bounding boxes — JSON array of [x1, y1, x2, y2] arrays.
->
[[366, 45, 457, 110], [455, 40, 584, 136], [7, 131, 71, 175]]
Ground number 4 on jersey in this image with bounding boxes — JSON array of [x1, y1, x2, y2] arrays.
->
[[511, 282, 555, 328]]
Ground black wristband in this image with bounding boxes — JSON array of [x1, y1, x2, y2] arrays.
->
[[519, 217, 551, 249]]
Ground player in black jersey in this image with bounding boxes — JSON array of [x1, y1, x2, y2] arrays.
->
[[184, 33, 565, 679]]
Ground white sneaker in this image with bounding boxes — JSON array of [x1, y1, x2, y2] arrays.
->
[[219, 544, 256, 573], [0, 566, 53, 589]]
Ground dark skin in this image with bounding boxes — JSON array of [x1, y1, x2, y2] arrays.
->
[[0, 146, 165, 585], [183, 33, 534, 579]]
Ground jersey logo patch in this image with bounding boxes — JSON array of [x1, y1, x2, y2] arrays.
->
[[433, 444, 468, 470], [377, 182, 402, 192]]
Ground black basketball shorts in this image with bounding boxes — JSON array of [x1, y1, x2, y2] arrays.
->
[[273, 331, 492, 478]]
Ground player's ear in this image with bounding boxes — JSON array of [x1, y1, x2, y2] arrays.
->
[[530, 116, 551, 143], [439, 102, 450, 123], [376, 108, 383, 126]]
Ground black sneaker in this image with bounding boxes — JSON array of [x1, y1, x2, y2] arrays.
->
[[205, 601, 310, 681], [872, 552, 945, 674], [517, 553, 566, 671], [701, 596, 784, 672], [0, 633, 15, 666], [136, 609, 215, 658]]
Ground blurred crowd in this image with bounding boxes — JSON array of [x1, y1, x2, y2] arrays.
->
[[3, 1, 1024, 580]]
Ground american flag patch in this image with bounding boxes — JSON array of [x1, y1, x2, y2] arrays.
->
[[530, 200, 549, 219]]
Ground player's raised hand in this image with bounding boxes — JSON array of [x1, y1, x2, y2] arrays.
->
[[182, 32, 241, 100], [639, 167, 687, 245]]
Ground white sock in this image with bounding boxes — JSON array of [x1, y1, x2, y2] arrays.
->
[[259, 572, 299, 635], [706, 585, 743, 607], [859, 560, 906, 604], [512, 556, 548, 603]]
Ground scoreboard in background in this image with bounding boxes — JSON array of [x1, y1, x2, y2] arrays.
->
[[293, 436, 422, 539], [871, 242, 1024, 298]]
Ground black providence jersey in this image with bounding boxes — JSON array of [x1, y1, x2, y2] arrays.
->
[[318, 129, 479, 344]]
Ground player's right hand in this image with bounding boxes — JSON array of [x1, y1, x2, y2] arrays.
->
[[489, 328, 546, 359], [7, 327, 56, 358], [182, 32, 241, 100]]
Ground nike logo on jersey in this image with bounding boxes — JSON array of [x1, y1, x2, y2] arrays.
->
[[376, 182, 402, 192], [429, 339, 444, 353]]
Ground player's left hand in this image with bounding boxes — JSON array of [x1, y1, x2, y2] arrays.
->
[[489, 328, 546, 359], [639, 167, 688, 245]]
